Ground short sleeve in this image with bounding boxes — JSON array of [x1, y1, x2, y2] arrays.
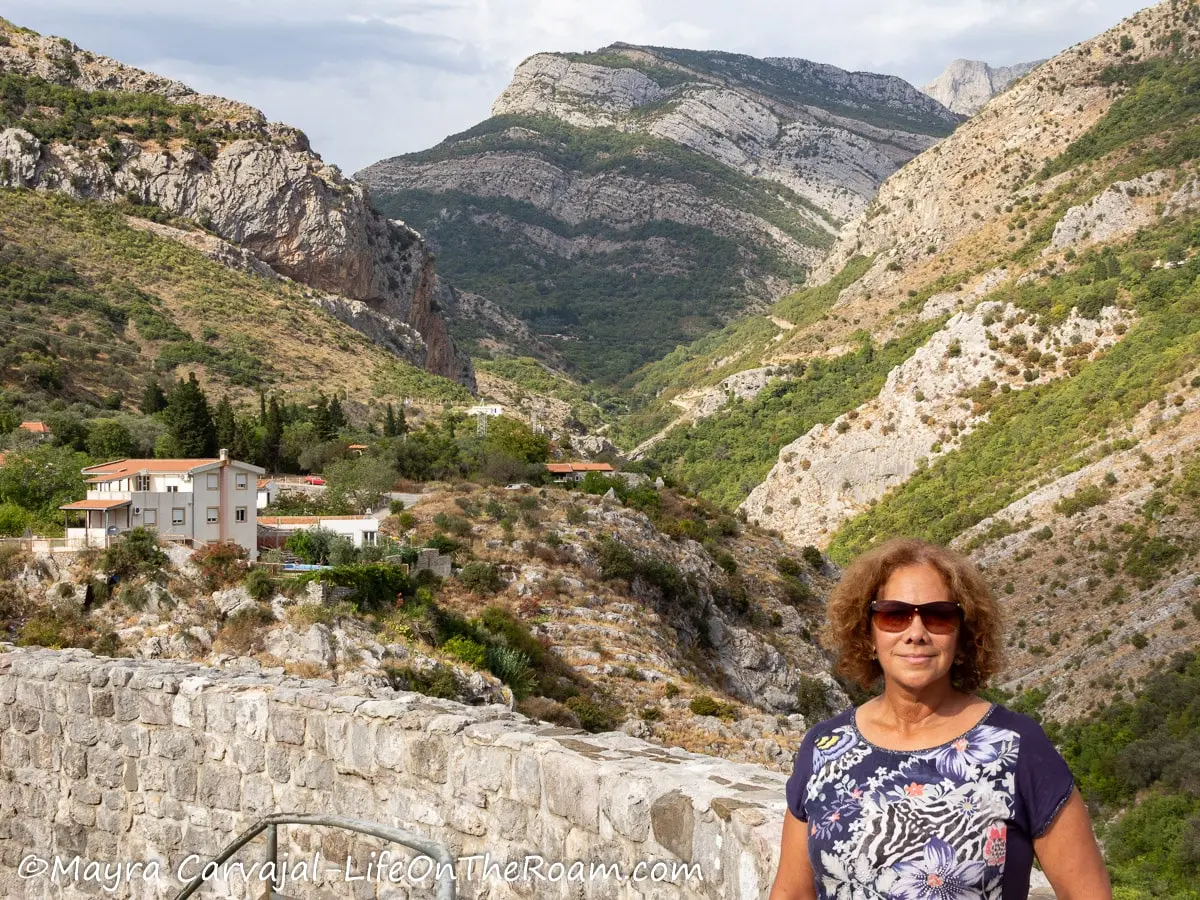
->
[[1016, 718, 1075, 837], [785, 728, 818, 821]]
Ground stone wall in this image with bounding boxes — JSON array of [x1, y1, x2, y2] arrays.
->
[[0, 647, 789, 899]]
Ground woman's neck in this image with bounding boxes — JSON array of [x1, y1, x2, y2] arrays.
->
[[871, 680, 970, 735]]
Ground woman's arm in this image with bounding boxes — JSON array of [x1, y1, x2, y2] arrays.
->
[[768, 810, 817, 900], [1033, 788, 1111, 900]]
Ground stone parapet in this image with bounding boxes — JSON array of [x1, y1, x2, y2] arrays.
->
[[0, 647, 787, 898]]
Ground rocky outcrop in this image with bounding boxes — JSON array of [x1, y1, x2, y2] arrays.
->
[[1048, 171, 1172, 251], [0, 25, 472, 388], [816, 3, 1192, 287], [359, 43, 962, 380], [740, 300, 1132, 546], [922, 59, 1043, 116]]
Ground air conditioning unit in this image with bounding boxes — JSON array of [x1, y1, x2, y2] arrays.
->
[[132, 507, 142, 516], [181, 473, 192, 482]]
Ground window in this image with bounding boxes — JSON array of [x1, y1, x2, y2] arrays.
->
[[134, 475, 150, 492], [363, 531, 377, 546], [143, 509, 157, 526], [167, 485, 179, 494], [235, 473, 248, 490], [207, 473, 219, 490], [206, 507, 219, 524], [235, 507, 247, 523], [171, 508, 185, 526]]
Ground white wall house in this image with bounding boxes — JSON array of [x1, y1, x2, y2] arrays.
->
[[257, 515, 382, 551], [60, 451, 265, 560], [256, 478, 278, 510]]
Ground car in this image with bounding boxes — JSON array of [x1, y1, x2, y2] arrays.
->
[[504, 482, 531, 491], [304, 475, 325, 485]]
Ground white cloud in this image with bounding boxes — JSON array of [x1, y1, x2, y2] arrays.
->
[[3, 0, 1156, 171]]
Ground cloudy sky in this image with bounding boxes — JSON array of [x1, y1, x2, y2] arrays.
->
[[6, 0, 1152, 173]]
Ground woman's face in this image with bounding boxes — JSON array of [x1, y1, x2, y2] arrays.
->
[[871, 562, 960, 694]]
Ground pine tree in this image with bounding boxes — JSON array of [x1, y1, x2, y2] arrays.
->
[[262, 397, 283, 473], [163, 373, 217, 457], [141, 379, 167, 414]]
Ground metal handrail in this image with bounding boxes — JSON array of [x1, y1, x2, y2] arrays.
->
[[171, 813, 456, 900]]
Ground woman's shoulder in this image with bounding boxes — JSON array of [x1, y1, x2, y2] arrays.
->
[[800, 705, 856, 745], [981, 702, 1058, 747]]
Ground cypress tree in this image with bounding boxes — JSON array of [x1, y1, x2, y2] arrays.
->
[[141, 379, 167, 414], [214, 396, 236, 451], [384, 403, 397, 437], [164, 373, 217, 457], [311, 393, 334, 441], [328, 395, 347, 433], [262, 396, 283, 473]]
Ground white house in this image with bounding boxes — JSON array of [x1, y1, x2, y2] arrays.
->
[[60, 451, 265, 559], [465, 404, 504, 417], [257, 515, 381, 551], [256, 478, 279, 510]]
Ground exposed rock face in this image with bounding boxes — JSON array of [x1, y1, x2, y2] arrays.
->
[[359, 43, 960, 380], [922, 59, 1043, 116], [490, 50, 954, 223], [740, 300, 1131, 546], [1048, 171, 1171, 251], [816, 4, 1189, 288], [0, 27, 472, 388]]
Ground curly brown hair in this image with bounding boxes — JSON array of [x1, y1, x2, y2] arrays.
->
[[822, 537, 1003, 693]]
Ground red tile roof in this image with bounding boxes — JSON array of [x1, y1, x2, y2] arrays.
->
[[19, 421, 50, 433], [546, 462, 615, 473], [83, 459, 219, 478]]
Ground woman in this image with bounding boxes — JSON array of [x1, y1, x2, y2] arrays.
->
[[769, 538, 1110, 900]]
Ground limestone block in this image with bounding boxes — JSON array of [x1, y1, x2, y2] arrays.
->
[[233, 737, 266, 774], [65, 717, 99, 747], [90, 690, 114, 718], [375, 725, 407, 770], [167, 760, 197, 801], [600, 772, 654, 842], [10, 704, 39, 733], [404, 734, 448, 784], [541, 751, 600, 830], [650, 790, 695, 862], [269, 705, 306, 744], [197, 764, 242, 811], [266, 743, 296, 784], [234, 694, 269, 740], [62, 744, 87, 779], [139, 691, 174, 725], [119, 723, 150, 757]]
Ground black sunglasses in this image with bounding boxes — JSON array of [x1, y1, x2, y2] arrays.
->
[[870, 600, 963, 635]]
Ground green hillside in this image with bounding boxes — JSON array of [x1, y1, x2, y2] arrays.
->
[[370, 114, 828, 383], [0, 188, 469, 407]]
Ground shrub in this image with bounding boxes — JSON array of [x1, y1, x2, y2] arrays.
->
[[192, 540, 249, 591], [459, 562, 504, 595], [794, 675, 831, 721], [101, 527, 167, 579], [777, 556, 804, 578], [244, 567, 275, 602], [389, 498, 407, 514], [443, 634, 487, 668], [517, 696, 581, 728], [802, 545, 824, 571], [216, 604, 274, 654], [486, 645, 537, 699], [383, 663, 460, 700], [689, 695, 736, 719], [565, 695, 620, 733]]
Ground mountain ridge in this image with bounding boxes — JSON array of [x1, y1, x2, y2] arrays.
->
[[0, 19, 474, 390], [357, 43, 960, 382]]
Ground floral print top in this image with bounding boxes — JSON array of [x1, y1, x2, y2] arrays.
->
[[785, 704, 1074, 899]]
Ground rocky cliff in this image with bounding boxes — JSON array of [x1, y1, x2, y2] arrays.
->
[[0, 22, 473, 389], [357, 44, 960, 382], [922, 59, 1043, 115]]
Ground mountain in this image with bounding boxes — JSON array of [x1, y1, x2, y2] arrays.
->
[[615, 0, 1200, 719], [0, 19, 473, 391], [357, 44, 960, 383], [922, 59, 1043, 115]]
